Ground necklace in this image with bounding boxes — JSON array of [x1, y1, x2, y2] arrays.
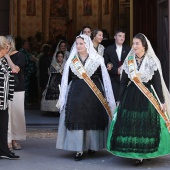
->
[[135, 55, 144, 59], [135, 54, 145, 70], [94, 45, 98, 52], [78, 54, 89, 66]]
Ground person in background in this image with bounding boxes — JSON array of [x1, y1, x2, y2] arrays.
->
[[104, 29, 131, 101], [92, 29, 105, 56], [71, 26, 92, 52], [19, 40, 36, 104], [0, 36, 19, 160], [107, 33, 170, 165], [39, 45, 51, 94], [53, 40, 69, 61], [101, 29, 114, 48], [41, 51, 65, 112], [36, 44, 51, 99], [56, 34, 116, 161], [82, 25, 92, 37], [6, 35, 26, 151]]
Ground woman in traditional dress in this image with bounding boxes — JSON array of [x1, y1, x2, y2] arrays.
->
[[56, 34, 116, 161], [92, 29, 105, 56], [41, 51, 65, 112], [107, 33, 170, 165], [52, 40, 69, 61], [82, 25, 92, 37]]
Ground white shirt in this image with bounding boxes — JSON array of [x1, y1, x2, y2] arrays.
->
[[116, 44, 122, 61]]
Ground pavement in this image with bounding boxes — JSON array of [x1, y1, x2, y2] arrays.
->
[[0, 128, 170, 170], [1, 106, 170, 170]]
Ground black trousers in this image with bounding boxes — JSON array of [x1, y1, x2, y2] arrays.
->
[[0, 109, 10, 155]]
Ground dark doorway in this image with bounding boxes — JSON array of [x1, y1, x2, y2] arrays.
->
[[133, 0, 157, 52], [157, 0, 169, 88], [0, 0, 10, 35], [133, 0, 169, 88]]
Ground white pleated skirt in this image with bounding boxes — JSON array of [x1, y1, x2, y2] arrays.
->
[[8, 91, 26, 143]]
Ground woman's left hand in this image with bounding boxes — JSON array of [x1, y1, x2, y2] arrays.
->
[[161, 103, 166, 113], [12, 66, 20, 74]]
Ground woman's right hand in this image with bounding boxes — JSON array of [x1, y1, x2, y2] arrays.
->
[[107, 63, 113, 70], [116, 101, 120, 107]]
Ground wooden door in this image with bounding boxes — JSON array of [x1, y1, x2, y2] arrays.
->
[[133, 0, 157, 52], [0, 0, 10, 35], [157, 0, 169, 88], [134, 0, 169, 88]]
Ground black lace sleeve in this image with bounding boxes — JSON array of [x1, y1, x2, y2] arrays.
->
[[118, 70, 130, 101], [68, 68, 72, 83], [96, 66, 102, 82], [151, 70, 164, 103]]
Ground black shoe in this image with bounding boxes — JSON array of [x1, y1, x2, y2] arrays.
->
[[88, 149, 96, 154], [75, 152, 84, 161], [135, 159, 143, 165], [0, 152, 20, 160]]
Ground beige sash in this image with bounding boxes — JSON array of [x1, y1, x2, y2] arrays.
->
[[128, 55, 170, 132], [72, 55, 112, 119]]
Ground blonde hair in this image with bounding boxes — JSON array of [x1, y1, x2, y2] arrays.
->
[[0, 36, 7, 51], [6, 35, 16, 54]]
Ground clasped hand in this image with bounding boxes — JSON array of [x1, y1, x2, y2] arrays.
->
[[161, 103, 166, 113], [107, 63, 113, 70]]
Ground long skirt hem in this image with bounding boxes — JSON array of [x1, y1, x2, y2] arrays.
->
[[107, 112, 170, 159]]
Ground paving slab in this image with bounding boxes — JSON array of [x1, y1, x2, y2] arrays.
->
[[0, 129, 170, 170]]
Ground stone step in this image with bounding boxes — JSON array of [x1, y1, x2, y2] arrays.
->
[[26, 128, 58, 139]]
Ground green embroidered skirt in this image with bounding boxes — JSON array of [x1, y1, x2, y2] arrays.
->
[[107, 83, 170, 159]]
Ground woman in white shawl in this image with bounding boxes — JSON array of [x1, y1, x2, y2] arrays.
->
[[92, 29, 105, 56], [107, 33, 170, 165], [41, 51, 65, 112], [52, 40, 69, 62], [56, 34, 116, 161]]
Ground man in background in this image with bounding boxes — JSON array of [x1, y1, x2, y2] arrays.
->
[[104, 29, 131, 101]]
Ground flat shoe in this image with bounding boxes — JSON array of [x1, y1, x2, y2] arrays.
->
[[12, 143, 22, 150], [88, 149, 96, 154], [135, 159, 143, 165], [0, 152, 20, 160], [75, 152, 84, 161]]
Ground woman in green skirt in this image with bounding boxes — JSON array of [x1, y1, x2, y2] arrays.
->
[[107, 33, 170, 165]]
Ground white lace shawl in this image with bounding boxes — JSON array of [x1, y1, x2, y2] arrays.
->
[[69, 52, 100, 78], [51, 40, 70, 66], [123, 53, 158, 83], [122, 34, 170, 118], [97, 44, 105, 56], [50, 61, 65, 73], [57, 34, 116, 116]]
